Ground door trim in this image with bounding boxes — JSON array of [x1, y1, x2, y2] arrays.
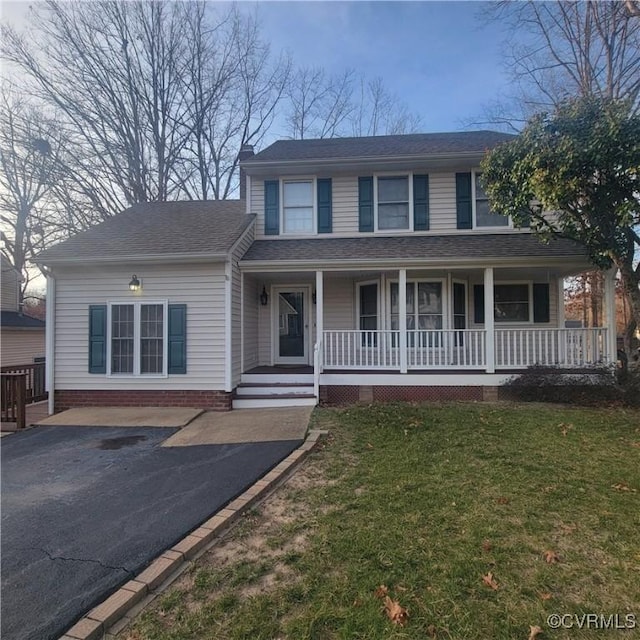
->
[[271, 285, 311, 365]]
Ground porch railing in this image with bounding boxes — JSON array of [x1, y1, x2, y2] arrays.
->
[[323, 330, 400, 369], [407, 329, 486, 369], [494, 328, 609, 368], [0, 362, 47, 404], [1, 373, 26, 429], [320, 328, 609, 371]]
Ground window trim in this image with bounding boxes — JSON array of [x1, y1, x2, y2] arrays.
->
[[471, 170, 512, 230], [493, 281, 533, 324], [386, 278, 448, 330], [280, 177, 317, 236], [374, 172, 414, 233], [106, 299, 169, 377], [356, 280, 380, 331]]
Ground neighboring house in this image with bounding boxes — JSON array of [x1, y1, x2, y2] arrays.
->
[[36, 131, 616, 414], [1, 254, 46, 367]]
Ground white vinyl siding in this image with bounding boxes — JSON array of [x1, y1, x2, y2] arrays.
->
[[0, 329, 46, 367], [1, 261, 20, 311], [54, 263, 226, 390], [243, 276, 259, 372]]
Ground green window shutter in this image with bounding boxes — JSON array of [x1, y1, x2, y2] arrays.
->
[[533, 283, 550, 323], [317, 178, 332, 233], [413, 174, 429, 230], [456, 172, 473, 229], [358, 177, 374, 232], [264, 180, 279, 235], [168, 304, 187, 374], [473, 285, 485, 324], [88, 305, 107, 374]]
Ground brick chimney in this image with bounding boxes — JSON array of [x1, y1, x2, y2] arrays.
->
[[238, 144, 254, 201]]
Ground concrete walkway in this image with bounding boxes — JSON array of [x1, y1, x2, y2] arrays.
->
[[162, 406, 312, 447], [35, 407, 202, 429]]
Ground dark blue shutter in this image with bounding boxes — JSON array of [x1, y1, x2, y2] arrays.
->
[[456, 172, 473, 229], [317, 178, 332, 233], [358, 177, 374, 232], [88, 305, 107, 373], [473, 285, 485, 324], [413, 174, 429, 230], [168, 304, 187, 374], [264, 180, 279, 235], [533, 284, 550, 323]]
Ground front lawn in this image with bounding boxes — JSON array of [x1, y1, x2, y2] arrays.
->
[[124, 403, 640, 639]]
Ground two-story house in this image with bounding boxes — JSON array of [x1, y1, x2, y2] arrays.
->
[[37, 131, 616, 414]]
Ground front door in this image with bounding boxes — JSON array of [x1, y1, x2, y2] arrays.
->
[[273, 287, 309, 364]]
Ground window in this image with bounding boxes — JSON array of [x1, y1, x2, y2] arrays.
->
[[283, 180, 314, 233], [358, 282, 378, 346], [109, 302, 167, 375], [494, 284, 530, 322], [377, 176, 409, 230], [390, 281, 443, 330], [474, 172, 509, 228]]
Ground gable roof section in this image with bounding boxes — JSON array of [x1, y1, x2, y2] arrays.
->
[[244, 131, 516, 165], [241, 234, 587, 267], [37, 201, 252, 264], [1, 310, 45, 328]]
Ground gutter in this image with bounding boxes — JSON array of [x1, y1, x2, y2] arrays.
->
[[35, 251, 230, 268], [46, 275, 55, 416]]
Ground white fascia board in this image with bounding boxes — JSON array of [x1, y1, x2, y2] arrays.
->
[[35, 251, 230, 267]]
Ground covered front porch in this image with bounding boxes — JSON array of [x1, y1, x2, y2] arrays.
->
[[239, 265, 617, 384]]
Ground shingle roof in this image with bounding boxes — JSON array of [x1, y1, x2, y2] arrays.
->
[[37, 201, 252, 263], [242, 234, 586, 264], [245, 131, 516, 164], [1, 310, 45, 328]]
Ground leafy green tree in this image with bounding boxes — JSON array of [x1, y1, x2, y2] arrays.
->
[[481, 96, 640, 331]]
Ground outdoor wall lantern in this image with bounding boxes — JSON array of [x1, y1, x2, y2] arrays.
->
[[129, 274, 141, 291], [260, 286, 269, 306]]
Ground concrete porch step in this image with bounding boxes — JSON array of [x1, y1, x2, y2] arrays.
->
[[232, 395, 317, 409], [241, 373, 314, 385], [236, 383, 314, 397]]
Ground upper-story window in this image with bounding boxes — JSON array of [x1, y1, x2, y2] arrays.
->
[[283, 180, 314, 234], [474, 172, 509, 228], [377, 176, 410, 230]]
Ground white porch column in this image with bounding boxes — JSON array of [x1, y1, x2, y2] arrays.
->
[[399, 269, 407, 373], [603, 268, 617, 363], [45, 275, 56, 415], [557, 276, 566, 363], [315, 270, 324, 346], [484, 267, 495, 373]]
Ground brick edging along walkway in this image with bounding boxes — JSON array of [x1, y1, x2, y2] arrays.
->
[[59, 429, 327, 640]]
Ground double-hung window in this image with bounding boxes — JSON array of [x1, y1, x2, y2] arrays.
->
[[494, 284, 530, 322], [109, 302, 167, 375], [474, 172, 509, 228], [283, 180, 314, 233], [377, 176, 410, 230]]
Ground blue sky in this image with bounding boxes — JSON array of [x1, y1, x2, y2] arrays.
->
[[2, 1, 510, 133], [251, 1, 509, 132]]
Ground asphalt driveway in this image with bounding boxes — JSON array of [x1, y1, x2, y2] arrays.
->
[[1, 425, 302, 640]]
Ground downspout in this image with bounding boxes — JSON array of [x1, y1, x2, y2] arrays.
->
[[224, 259, 232, 393], [45, 274, 55, 415]]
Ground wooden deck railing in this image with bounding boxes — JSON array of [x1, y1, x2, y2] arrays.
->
[[1, 373, 26, 429], [0, 362, 47, 404]]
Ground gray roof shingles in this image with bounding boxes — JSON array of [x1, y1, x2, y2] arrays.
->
[[1, 311, 45, 328], [242, 234, 586, 263], [244, 131, 516, 164], [37, 201, 252, 263]]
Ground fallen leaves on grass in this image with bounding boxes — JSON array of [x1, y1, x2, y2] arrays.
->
[[482, 539, 493, 552], [496, 496, 509, 505], [611, 482, 636, 492], [373, 585, 389, 599], [528, 625, 543, 639], [383, 595, 409, 626], [543, 550, 560, 564], [559, 423, 573, 436], [559, 522, 577, 534], [482, 572, 499, 590], [538, 592, 553, 601], [426, 623, 437, 637]]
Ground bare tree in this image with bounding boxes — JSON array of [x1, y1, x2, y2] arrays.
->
[[472, 1, 640, 127], [1, 1, 287, 212]]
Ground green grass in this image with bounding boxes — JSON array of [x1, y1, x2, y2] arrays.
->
[[124, 403, 640, 640]]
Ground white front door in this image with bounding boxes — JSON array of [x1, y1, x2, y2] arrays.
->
[[273, 287, 310, 365]]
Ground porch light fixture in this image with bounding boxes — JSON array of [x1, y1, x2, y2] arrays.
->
[[129, 274, 141, 291], [260, 286, 269, 306]]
